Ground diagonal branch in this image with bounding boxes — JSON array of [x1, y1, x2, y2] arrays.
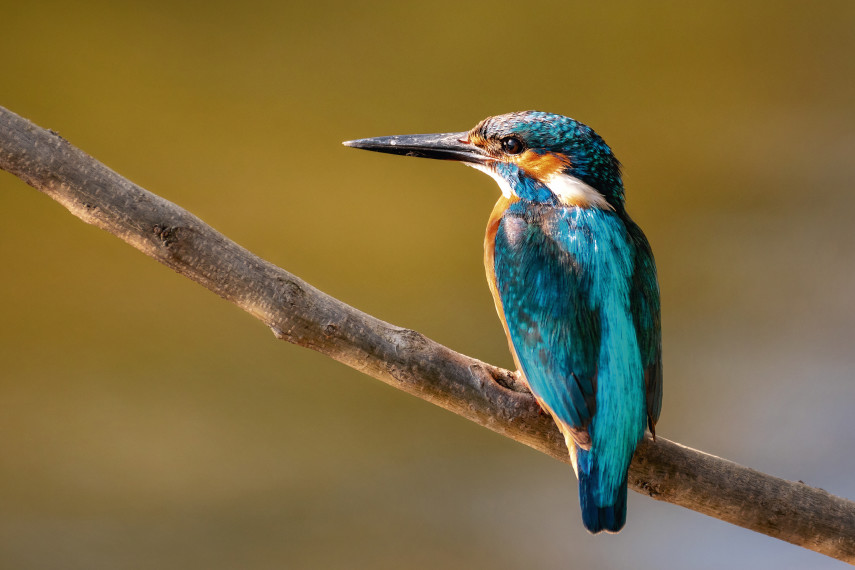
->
[[1, 105, 853, 564]]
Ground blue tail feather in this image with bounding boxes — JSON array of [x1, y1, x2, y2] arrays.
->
[[577, 449, 628, 534]]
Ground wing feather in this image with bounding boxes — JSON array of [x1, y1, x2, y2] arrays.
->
[[493, 207, 600, 437], [625, 219, 663, 432]]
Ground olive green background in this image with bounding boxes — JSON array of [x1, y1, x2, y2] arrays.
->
[[2, 1, 854, 568]]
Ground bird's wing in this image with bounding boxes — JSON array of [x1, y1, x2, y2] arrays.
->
[[626, 221, 662, 433], [492, 209, 601, 443]]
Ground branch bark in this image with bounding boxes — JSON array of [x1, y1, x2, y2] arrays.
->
[[1, 105, 853, 564]]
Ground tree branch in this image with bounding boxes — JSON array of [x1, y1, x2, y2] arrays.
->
[[1, 105, 853, 564]]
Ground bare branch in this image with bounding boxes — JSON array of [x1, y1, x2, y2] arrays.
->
[[1, 105, 853, 564]]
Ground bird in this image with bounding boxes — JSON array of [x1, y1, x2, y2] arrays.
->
[[343, 111, 661, 534]]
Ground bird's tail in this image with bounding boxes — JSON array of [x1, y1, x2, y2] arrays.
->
[[576, 448, 628, 534]]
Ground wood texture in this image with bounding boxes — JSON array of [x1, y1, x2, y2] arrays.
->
[[1, 105, 853, 564]]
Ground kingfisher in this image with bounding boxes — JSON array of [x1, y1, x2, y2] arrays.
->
[[344, 111, 662, 534]]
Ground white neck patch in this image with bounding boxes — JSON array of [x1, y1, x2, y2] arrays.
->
[[544, 171, 613, 210], [464, 162, 613, 210]]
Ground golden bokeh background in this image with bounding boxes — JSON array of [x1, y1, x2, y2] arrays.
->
[[2, 1, 854, 568]]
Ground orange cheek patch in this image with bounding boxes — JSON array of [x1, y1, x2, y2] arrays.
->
[[514, 150, 572, 181]]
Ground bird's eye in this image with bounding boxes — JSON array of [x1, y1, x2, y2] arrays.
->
[[501, 136, 524, 155]]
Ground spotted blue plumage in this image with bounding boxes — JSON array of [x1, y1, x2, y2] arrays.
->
[[343, 110, 662, 535]]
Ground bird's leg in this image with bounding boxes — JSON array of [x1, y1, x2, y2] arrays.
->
[[488, 366, 531, 394]]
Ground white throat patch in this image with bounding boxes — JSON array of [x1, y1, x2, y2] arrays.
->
[[544, 172, 613, 210], [465, 162, 514, 199]]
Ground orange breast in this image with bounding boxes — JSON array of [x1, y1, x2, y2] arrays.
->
[[484, 195, 518, 365]]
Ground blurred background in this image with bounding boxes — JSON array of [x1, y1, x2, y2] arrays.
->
[[2, 1, 854, 568]]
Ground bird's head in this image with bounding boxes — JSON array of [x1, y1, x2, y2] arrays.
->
[[344, 111, 624, 211]]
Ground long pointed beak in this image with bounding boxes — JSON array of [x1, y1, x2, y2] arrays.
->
[[343, 132, 490, 165]]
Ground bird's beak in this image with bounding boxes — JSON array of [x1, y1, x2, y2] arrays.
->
[[343, 132, 490, 165]]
